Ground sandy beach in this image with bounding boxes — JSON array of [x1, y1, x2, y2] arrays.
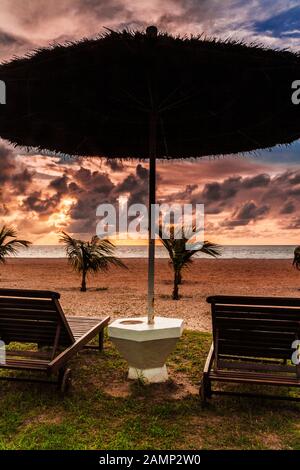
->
[[0, 258, 299, 331]]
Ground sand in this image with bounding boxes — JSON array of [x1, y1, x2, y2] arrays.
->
[[1, 258, 299, 331]]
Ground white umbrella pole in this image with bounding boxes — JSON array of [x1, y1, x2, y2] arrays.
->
[[147, 111, 157, 324]]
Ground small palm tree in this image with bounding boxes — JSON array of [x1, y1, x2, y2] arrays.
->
[[60, 232, 127, 292], [159, 224, 221, 300], [0, 225, 31, 266], [293, 246, 300, 270]]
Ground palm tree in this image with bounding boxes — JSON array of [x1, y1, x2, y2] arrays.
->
[[159, 224, 221, 300], [0, 225, 31, 266], [293, 246, 300, 270], [60, 232, 127, 292]]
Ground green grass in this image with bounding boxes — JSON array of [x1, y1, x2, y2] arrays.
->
[[0, 331, 300, 450]]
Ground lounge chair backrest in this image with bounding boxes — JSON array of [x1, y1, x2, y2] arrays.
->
[[207, 295, 300, 364], [0, 288, 74, 346]]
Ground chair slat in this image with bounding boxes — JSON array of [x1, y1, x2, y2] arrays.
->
[[208, 295, 300, 307], [0, 288, 74, 346], [201, 295, 300, 403], [0, 289, 110, 389]]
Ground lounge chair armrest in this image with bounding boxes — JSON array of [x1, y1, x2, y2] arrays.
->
[[203, 342, 214, 374], [48, 316, 110, 373]]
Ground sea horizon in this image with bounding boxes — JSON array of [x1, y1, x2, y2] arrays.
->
[[12, 244, 297, 259]]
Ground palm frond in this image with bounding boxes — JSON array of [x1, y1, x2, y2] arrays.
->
[[0, 225, 31, 263], [0, 226, 17, 245], [199, 241, 222, 258], [59, 231, 85, 272], [60, 231, 127, 277], [159, 223, 221, 271]]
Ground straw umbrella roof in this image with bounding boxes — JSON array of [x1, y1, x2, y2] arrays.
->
[[0, 29, 299, 159]]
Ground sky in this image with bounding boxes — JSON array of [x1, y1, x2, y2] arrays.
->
[[0, 0, 300, 245]]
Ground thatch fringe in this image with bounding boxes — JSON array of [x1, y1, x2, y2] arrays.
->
[[1, 27, 299, 69]]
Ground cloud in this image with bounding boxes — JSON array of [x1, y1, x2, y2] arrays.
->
[[184, 173, 272, 214], [114, 163, 149, 206], [11, 169, 33, 194], [68, 163, 150, 232], [0, 28, 32, 61], [165, 167, 300, 233], [68, 167, 115, 231], [280, 200, 295, 214], [0, 145, 16, 184], [49, 174, 69, 194], [0, 29, 28, 47], [6, 159, 150, 236], [73, 167, 114, 195], [170, 183, 198, 201], [1, 145, 300, 243], [284, 217, 300, 229], [22, 190, 61, 215], [0, 0, 299, 66], [1, 0, 300, 242], [222, 200, 270, 228], [243, 173, 271, 189], [0, 142, 34, 198], [202, 177, 241, 203], [0, 0, 132, 49], [38, 163, 149, 234]]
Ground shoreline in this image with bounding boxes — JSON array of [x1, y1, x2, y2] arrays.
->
[[11, 256, 296, 260], [10, 245, 298, 261]]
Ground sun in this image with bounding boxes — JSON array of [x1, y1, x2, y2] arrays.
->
[[49, 197, 75, 229]]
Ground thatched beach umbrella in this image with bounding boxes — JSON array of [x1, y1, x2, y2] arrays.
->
[[0, 26, 300, 324]]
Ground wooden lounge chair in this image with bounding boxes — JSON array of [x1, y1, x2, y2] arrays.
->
[[0, 288, 110, 392], [200, 295, 300, 403]]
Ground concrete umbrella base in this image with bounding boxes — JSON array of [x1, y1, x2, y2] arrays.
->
[[108, 317, 184, 383]]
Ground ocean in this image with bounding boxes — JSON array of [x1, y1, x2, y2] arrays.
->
[[13, 245, 297, 259]]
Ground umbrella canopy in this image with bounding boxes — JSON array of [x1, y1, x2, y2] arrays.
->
[[0, 28, 300, 157], [0, 26, 300, 323]]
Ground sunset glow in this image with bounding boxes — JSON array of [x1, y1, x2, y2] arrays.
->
[[0, 1, 299, 245]]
